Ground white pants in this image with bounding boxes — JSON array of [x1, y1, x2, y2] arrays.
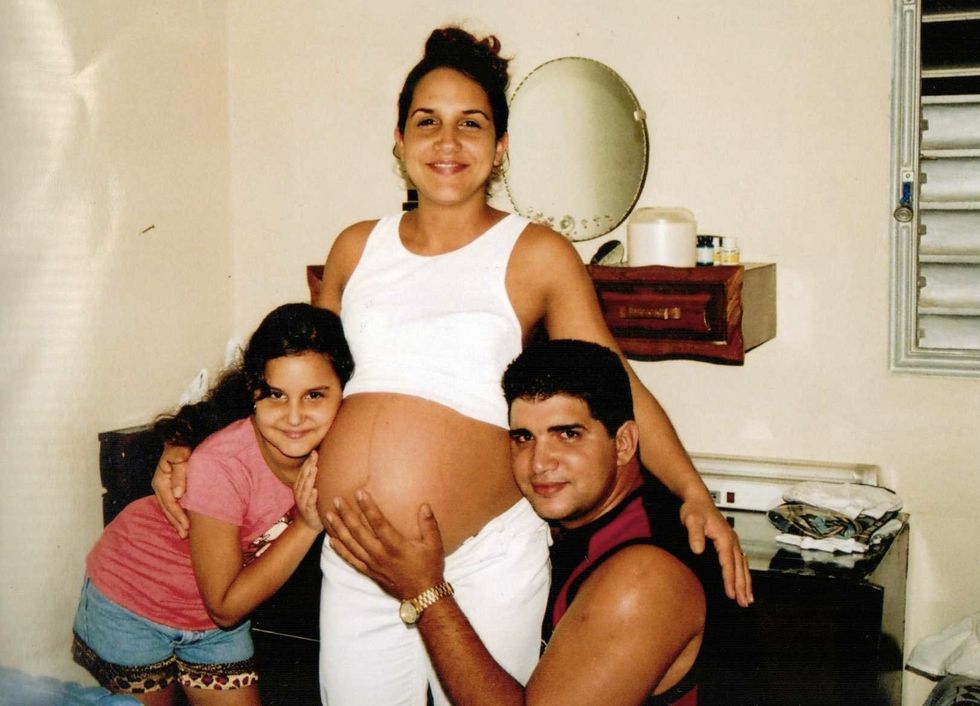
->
[[319, 498, 551, 706]]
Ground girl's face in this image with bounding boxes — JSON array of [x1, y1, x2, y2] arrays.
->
[[253, 351, 342, 473], [395, 67, 508, 208]]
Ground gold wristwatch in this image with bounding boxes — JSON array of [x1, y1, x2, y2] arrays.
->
[[399, 581, 454, 625]]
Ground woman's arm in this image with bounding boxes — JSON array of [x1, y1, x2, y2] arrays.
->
[[152, 444, 191, 537], [314, 220, 375, 313], [189, 453, 323, 627], [512, 228, 752, 605]]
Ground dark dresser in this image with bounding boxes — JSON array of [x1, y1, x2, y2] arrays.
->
[[702, 509, 909, 706]]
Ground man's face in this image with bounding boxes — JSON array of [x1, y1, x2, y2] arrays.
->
[[509, 394, 626, 529]]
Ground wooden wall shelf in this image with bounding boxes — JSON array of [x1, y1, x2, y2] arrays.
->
[[587, 263, 776, 364]]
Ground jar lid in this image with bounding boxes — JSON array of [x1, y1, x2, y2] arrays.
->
[[629, 207, 695, 225]]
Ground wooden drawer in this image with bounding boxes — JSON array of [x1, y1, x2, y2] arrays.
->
[[587, 263, 776, 364]]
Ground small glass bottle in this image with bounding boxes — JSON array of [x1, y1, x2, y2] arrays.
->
[[712, 237, 722, 265], [696, 235, 715, 266], [720, 237, 740, 265]]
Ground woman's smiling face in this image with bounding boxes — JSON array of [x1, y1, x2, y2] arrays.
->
[[395, 67, 507, 207]]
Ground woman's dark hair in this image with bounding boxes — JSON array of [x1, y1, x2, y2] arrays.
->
[[397, 26, 510, 140], [153, 303, 353, 448], [502, 339, 634, 437]]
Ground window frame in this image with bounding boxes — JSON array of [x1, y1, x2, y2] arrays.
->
[[889, 0, 980, 376]]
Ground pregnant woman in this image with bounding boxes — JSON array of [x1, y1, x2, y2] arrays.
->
[[311, 26, 751, 706], [154, 26, 751, 706]]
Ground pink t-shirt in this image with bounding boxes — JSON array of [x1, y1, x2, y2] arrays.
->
[[86, 418, 296, 630]]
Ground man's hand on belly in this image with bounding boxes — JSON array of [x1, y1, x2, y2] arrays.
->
[[324, 490, 446, 600]]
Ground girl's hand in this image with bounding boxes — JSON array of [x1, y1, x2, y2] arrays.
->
[[293, 451, 323, 533]]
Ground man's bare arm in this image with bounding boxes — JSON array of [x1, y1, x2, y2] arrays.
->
[[325, 492, 526, 706], [528, 547, 705, 705], [326, 492, 704, 706]]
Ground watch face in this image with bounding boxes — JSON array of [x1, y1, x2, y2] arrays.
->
[[399, 600, 419, 625]]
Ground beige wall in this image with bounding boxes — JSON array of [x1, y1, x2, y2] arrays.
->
[[227, 3, 979, 704], [3, 2, 977, 704], [0, 1, 231, 682]]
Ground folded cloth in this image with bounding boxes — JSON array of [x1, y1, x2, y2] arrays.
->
[[908, 613, 980, 680], [783, 481, 902, 520], [775, 533, 868, 554], [767, 502, 862, 539], [768, 503, 905, 554], [768, 502, 899, 540]]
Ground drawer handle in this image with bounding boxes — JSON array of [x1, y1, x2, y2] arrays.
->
[[623, 305, 682, 320]]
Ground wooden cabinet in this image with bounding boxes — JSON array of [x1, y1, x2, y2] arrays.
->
[[587, 262, 776, 364], [707, 510, 909, 706]]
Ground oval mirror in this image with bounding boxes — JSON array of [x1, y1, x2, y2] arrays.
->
[[503, 57, 648, 242]]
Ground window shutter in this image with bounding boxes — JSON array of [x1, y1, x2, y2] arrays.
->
[[890, 0, 980, 374]]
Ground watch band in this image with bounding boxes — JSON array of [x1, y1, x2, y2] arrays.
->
[[400, 581, 454, 624], [413, 581, 454, 612]]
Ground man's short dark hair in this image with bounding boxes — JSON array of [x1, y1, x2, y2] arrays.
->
[[502, 339, 634, 436]]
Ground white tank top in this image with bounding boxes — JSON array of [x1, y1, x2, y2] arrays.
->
[[340, 212, 528, 428]]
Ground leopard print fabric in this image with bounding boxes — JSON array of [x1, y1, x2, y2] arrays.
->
[[177, 658, 259, 690], [72, 632, 258, 693], [72, 634, 175, 693]]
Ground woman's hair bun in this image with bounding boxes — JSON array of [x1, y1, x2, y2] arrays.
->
[[422, 26, 508, 92], [397, 25, 512, 140]]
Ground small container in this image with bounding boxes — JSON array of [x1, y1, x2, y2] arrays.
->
[[696, 235, 715, 266], [720, 237, 740, 265], [627, 207, 697, 267]]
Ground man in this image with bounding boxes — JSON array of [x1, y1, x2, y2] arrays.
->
[[326, 339, 719, 705]]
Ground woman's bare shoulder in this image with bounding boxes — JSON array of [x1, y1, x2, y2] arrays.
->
[[325, 220, 378, 271], [513, 221, 581, 268], [331, 219, 379, 253], [515, 220, 570, 246], [318, 220, 380, 310]]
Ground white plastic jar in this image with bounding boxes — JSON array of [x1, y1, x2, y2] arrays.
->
[[627, 207, 697, 267]]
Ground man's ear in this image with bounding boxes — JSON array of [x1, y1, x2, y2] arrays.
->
[[614, 420, 639, 466]]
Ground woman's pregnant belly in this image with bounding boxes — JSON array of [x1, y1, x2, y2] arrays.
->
[[315, 393, 521, 552]]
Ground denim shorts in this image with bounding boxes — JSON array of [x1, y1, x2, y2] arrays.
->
[[72, 577, 258, 693]]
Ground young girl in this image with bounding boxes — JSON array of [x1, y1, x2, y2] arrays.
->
[[72, 303, 353, 706]]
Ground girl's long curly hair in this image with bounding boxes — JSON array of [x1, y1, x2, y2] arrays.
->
[[153, 303, 352, 449]]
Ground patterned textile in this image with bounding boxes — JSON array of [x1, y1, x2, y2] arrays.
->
[[923, 676, 980, 706], [767, 502, 898, 543]]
